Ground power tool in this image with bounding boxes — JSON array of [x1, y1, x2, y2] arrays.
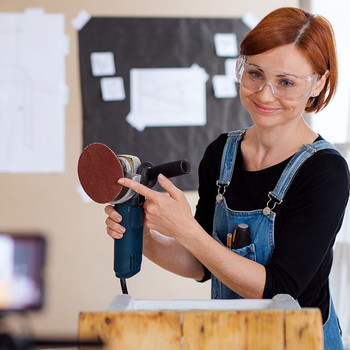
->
[[77, 143, 190, 293]]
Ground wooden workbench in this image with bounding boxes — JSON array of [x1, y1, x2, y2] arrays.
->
[[78, 295, 324, 350]]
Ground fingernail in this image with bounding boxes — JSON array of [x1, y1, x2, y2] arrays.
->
[[158, 174, 166, 182], [115, 213, 122, 221], [118, 178, 125, 185], [115, 232, 123, 239]]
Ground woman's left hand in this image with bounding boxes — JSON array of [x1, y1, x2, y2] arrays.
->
[[118, 174, 194, 240]]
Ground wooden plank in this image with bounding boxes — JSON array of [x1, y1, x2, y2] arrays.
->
[[182, 310, 284, 350], [78, 311, 181, 350], [78, 308, 323, 350], [285, 309, 324, 350]]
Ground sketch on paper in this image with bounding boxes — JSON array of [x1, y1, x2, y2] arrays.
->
[[126, 64, 209, 132], [0, 9, 68, 173]]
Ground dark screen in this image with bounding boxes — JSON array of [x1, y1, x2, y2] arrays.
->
[[0, 234, 45, 311]]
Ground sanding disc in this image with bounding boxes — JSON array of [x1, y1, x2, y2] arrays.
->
[[78, 143, 124, 204]]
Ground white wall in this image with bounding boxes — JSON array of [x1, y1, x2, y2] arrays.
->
[[310, 0, 350, 143]]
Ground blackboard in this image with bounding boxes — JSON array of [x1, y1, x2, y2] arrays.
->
[[78, 17, 252, 190]]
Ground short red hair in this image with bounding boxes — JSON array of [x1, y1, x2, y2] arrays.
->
[[240, 7, 337, 113]]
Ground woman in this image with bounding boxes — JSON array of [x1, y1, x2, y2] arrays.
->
[[105, 7, 349, 349]]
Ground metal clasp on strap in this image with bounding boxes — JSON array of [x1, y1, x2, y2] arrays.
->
[[216, 181, 228, 203], [263, 191, 283, 216], [301, 144, 318, 154]]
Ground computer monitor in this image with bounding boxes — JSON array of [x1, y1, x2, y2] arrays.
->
[[0, 233, 45, 312]]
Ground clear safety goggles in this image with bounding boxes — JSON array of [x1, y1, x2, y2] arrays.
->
[[235, 56, 319, 101]]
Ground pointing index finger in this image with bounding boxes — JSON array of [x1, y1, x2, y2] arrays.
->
[[118, 177, 154, 198]]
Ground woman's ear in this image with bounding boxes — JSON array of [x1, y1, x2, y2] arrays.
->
[[312, 70, 329, 97]]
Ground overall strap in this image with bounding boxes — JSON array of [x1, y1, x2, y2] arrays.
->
[[216, 129, 247, 188], [268, 140, 339, 205], [215, 129, 247, 202]]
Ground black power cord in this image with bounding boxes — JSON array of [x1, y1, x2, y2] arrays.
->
[[120, 279, 128, 294]]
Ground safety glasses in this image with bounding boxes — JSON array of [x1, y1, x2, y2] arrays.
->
[[235, 56, 319, 101]]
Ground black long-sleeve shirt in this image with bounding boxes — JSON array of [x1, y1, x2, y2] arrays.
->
[[194, 133, 350, 322]]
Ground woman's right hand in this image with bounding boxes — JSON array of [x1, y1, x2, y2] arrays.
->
[[104, 205, 126, 239]]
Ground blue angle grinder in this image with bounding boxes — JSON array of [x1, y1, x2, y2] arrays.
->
[[77, 143, 190, 293]]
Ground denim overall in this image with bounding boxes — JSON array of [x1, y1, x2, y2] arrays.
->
[[211, 129, 343, 350]]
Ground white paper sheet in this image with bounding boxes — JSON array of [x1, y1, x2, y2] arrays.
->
[[91, 52, 116, 77], [126, 64, 209, 132], [100, 77, 125, 101], [225, 58, 238, 81], [214, 33, 238, 57], [71, 9, 91, 31], [76, 184, 93, 204], [0, 9, 68, 173], [212, 75, 237, 98]]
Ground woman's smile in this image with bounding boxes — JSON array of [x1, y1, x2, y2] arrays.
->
[[253, 101, 281, 114]]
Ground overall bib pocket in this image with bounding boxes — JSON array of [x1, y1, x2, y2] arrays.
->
[[213, 230, 257, 262]]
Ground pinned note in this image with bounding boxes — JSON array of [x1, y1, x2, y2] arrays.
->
[[214, 33, 238, 57], [100, 77, 125, 101], [71, 9, 91, 31], [225, 58, 238, 81], [212, 75, 237, 98], [77, 184, 93, 204], [90, 52, 116, 76]]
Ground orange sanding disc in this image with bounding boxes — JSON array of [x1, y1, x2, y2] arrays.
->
[[77, 143, 124, 204]]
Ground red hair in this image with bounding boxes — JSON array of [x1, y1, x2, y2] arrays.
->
[[240, 7, 337, 113]]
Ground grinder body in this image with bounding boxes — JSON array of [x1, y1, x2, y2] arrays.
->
[[113, 197, 143, 279], [111, 155, 143, 279], [112, 156, 191, 280]]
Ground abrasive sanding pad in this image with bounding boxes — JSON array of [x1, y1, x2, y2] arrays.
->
[[78, 143, 124, 204]]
